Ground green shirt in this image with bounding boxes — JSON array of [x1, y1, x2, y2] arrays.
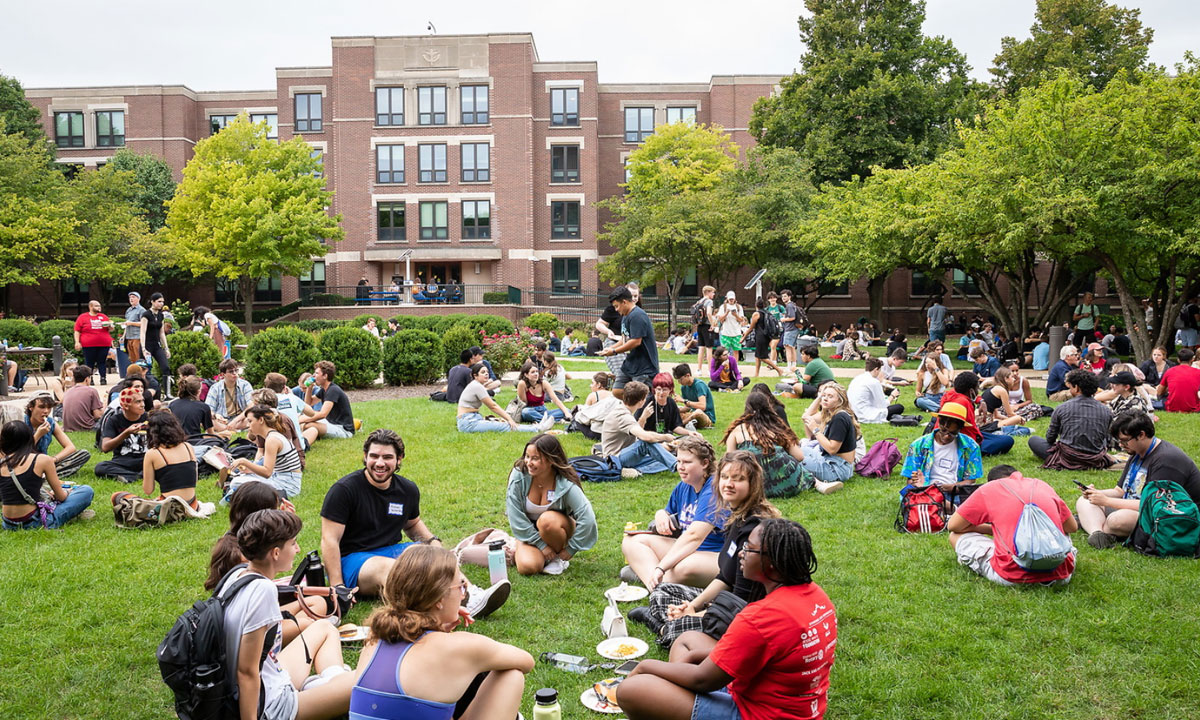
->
[[681, 378, 716, 423], [803, 357, 835, 386], [1074, 304, 1099, 331]]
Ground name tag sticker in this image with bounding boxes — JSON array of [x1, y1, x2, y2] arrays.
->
[[387, 503, 404, 516], [728, 543, 739, 557]]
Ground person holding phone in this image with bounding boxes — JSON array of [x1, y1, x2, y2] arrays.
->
[[94, 387, 150, 482]]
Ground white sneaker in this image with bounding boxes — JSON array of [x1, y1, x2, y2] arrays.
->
[[301, 663, 351, 690], [464, 579, 511, 619], [537, 415, 556, 431], [543, 558, 569, 575], [620, 468, 642, 479]]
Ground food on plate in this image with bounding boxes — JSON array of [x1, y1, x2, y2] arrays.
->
[[338, 623, 358, 639]]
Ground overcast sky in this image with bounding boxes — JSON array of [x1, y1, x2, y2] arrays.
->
[[2, 0, 1194, 90]]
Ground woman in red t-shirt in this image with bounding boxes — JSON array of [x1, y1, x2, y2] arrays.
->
[[617, 518, 837, 720], [73, 300, 114, 386]]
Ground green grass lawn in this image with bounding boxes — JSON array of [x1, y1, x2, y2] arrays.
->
[[2, 377, 1199, 719]]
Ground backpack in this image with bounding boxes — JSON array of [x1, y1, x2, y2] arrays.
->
[[762, 310, 782, 340], [997, 478, 1073, 571], [896, 485, 947, 533], [855, 438, 901, 477], [158, 565, 272, 720], [1176, 303, 1198, 330], [568, 454, 622, 483], [1126, 479, 1200, 558], [689, 298, 708, 326]]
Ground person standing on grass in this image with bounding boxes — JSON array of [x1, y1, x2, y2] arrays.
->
[[617, 518, 836, 720], [95, 388, 150, 482], [1156, 348, 1200, 413], [597, 281, 642, 378], [600, 285, 660, 400], [765, 292, 784, 365], [0, 421, 95, 530], [122, 291, 146, 368], [714, 291, 747, 360], [1178, 292, 1200, 350], [319, 429, 510, 620], [948, 466, 1078, 587], [74, 299, 114, 386], [138, 293, 172, 391], [779, 289, 804, 374], [61, 365, 104, 432], [927, 296, 947, 343], [694, 285, 717, 376], [1072, 291, 1101, 348], [1076, 413, 1200, 550], [505, 433, 598, 576], [299, 360, 356, 446], [740, 297, 785, 379], [674, 363, 715, 431], [23, 394, 90, 479]]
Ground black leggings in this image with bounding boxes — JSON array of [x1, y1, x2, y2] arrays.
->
[[82, 346, 109, 383], [146, 345, 170, 390]]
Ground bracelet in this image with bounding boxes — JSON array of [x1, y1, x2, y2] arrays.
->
[[426, 535, 440, 544], [653, 566, 665, 575]]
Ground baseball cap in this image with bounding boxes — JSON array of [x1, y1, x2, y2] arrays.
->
[[127, 291, 140, 299]]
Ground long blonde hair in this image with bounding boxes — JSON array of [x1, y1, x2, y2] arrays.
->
[[367, 545, 459, 643], [816, 381, 861, 439]]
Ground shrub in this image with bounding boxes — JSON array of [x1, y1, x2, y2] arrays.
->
[[441, 324, 483, 371], [168, 331, 224, 378], [317, 326, 382, 389], [38, 319, 76, 349], [293, 319, 348, 333], [653, 321, 671, 340], [462, 314, 515, 337], [387, 316, 422, 331], [482, 332, 539, 375], [382, 330, 444, 385], [245, 326, 320, 386], [351, 314, 384, 331], [0, 319, 42, 347], [483, 291, 509, 304], [524, 312, 560, 336]]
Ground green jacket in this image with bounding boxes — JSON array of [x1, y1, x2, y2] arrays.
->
[[505, 468, 598, 555]]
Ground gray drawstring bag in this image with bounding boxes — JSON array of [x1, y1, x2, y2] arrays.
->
[[998, 478, 1073, 571]]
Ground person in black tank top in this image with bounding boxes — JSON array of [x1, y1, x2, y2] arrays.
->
[[0, 420, 95, 530], [139, 293, 172, 391], [142, 411, 197, 506]]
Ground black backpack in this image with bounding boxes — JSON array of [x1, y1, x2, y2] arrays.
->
[[689, 298, 708, 326], [763, 311, 782, 340], [158, 566, 273, 720]]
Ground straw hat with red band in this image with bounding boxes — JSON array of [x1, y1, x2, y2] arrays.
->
[[934, 401, 973, 427]]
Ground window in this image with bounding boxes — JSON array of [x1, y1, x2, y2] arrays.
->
[[550, 87, 579, 126], [62, 278, 90, 308], [551, 201, 580, 239], [419, 201, 449, 240], [299, 261, 326, 299], [209, 114, 237, 135], [95, 111, 125, 147], [911, 269, 943, 298], [376, 145, 405, 183], [552, 257, 581, 294], [418, 143, 447, 183], [377, 203, 406, 242], [681, 267, 698, 297], [250, 113, 278, 139], [417, 86, 446, 125], [551, 145, 579, 183], [665, 107, 696, 125], [462, 200, 491, 239], [952, 269, 981, 296], [375, 87, 404, 126], [54, 112, 84, 148], [294, 93, 322, 133], [460, 143, 490, 182], [460, 85, 488, 124], [624, 107, 654, 142], [818, 280, 851, 296], [310, 148, 324, 179]]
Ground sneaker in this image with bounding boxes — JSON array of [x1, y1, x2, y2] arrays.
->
[[78, 509, 96, 521], [620, 468, 642, 480], [464, 579, 511, 619], [1087, 531, 1120, 550], [816, 480, 844, 495], [542, 558, 569, 575], [301, 663, 352, 690], [619, 565, 641, 584], [537, 415, 556, 431]]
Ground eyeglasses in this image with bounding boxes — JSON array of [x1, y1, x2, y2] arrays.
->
[[740, 545, 763, 555], [447, 579, 468, 596], [1116, 435, 1136, 447]]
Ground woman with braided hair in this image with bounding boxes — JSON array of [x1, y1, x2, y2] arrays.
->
[[618, 517, 837, 720]]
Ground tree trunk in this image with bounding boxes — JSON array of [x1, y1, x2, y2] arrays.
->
[[239, 276, 256, 336], [866, 275, 885, 328]]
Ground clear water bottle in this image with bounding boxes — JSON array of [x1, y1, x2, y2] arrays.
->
[[487, 539, 507, 586], [539, 652, 592, 674], [532, 688, 562, 720]]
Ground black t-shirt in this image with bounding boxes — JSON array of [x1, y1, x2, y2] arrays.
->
[[1122, 440, 1200, 505], [639, 397, 684, 434], [823, 411, 856, 455], [586, 337, 604, 356], [620, 306, 660, 379], [102, 411, 149, 459], [169, 398, 213, 438], [717, 516, 766, 603], [144, 310, 166, 350], [599, 305, 621, 334], [320, 470, 422, 555], [1112, 335, 1133, 357], [445, 365, 473, 404], [321, 383, 355, 433]]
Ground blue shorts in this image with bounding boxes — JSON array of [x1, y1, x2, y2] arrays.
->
[[692, 689, 741, 720], [341, 542, 415, 588]]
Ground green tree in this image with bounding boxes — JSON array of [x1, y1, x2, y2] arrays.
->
[[166, 115, 342, 333], [990, 0, 1154, 96], [0, 74, 47, 146], [107, 149, 176, 230]]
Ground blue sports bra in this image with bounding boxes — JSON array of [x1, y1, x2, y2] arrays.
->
[[349, 634, 456, 720]]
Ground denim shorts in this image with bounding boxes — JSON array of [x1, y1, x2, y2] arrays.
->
[[692, 689, 741, 720], [781, 329, 799, 348]]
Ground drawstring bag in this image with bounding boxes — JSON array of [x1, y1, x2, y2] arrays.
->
[[855, 439, 901, 477], [997, 477, 1073, 571]]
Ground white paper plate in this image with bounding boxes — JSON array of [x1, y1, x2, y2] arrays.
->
[[596, 636, 648, 661], [338, 626, 369, 643], [580, 687, 623, 714], [604, 584, 648, 602]]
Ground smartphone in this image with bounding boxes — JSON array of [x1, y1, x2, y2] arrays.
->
[[614, 660, 640, 675], [1072, 479, 1089, 491]]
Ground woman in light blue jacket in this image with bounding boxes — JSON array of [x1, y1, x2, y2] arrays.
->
[[506, 434, 598, 576]]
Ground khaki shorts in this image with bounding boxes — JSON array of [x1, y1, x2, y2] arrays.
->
[[955, 532, 1074, 587]]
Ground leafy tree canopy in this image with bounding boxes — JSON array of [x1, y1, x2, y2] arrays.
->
[[0, 74, 47, 147], [107, 148, 176, 231]]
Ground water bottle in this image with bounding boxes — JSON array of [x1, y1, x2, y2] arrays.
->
[[304, 551, 326, 587], [487, 539, 507, 586], [532, 688, 562, 720], [539, 652, 592, 674]]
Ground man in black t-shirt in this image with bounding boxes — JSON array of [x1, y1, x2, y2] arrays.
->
[[600, 286, 660, 399], [168, 376, 216, 438], [585, 330, 604, 356], [319, 429, 510, 617], [94, 387, 149, 482], [596, 281, 641, 376], [300, 360, 356, 446], [443, 349, 475, 404]]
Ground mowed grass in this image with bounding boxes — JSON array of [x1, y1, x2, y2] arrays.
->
[[2, 374, 1200, 720]]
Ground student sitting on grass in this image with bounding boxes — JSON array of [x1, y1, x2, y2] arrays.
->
[[24, 394, 90, 479], [541, 352, 574, 402], [350, 545, 533, 720], [620, 436, 724, 591], [937, 371, 1016, 456], [598, 381, 678, 479], [630, 450, 781, 649], [62, 364, 105, 432], [299, 360, 357, 445], [457, 363, 551, 433], [708, 346, 747, 392], [639, 372, 703, 439], [140, 410, 198, 510], [514, 361, 572, 424], [205, 358, 253, 432], [95, 387, 149, 482], [900, 402, 984, 498], [505, 434, 598, 576], [0, 421, 94, 530], [1029, 369, 1115, 471], [220, 509, 356, 720], [799, 382, 861, 485], [948, 465, 1078, 587], [220, 405, 304, 500], [781, 345, 834, 399], [568, 372, 620, 440], [847, 357, 904, 424], [616, 518, 836, 720], [673, 363, 715, 430], [1076, 412, 1200, 549], [724, 392, 840, 497], [168, 376, 218, 439]]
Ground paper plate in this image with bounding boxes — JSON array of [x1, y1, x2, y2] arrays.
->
[[605, 583, 648, 602], [580, 687, 623, 714], [338, 626, 369, 643], [596, 636, 648, 661]]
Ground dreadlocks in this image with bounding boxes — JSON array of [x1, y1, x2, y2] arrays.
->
[[759, 517, 817, 586]]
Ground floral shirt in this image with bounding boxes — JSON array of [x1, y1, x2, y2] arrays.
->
[[900, 432, 983, 485]]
